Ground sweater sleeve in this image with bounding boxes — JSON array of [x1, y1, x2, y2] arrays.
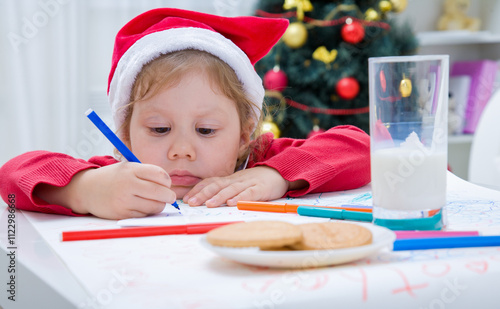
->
[[0, 151, 118, 216], [248, 125, 371, 197]]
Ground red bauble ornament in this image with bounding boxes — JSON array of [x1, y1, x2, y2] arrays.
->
[[263, 68, 288, 92], [341, 19, 365, 44], [336, 77, 360, 100]]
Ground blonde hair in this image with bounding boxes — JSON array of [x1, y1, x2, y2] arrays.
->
[[117, 49, 264, 169]]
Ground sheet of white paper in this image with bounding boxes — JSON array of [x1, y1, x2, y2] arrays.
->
[[117, 185, 373, 227], [117, 202, 329, 227]]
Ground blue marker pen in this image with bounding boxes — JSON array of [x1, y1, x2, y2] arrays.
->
[[85, 109, 179, 210], [393, 235, 500, 251]]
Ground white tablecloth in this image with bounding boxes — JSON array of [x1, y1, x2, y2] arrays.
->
[[1, 172, 500, 309]]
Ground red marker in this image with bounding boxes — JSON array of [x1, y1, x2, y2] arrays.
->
[[62, 221, 240, 241]]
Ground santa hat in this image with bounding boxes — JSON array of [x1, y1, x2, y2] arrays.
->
[[108, 8, 289, 133]]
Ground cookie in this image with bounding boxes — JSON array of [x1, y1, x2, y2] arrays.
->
[[206, 221, 302, 249], [290, 222, 372, 250]]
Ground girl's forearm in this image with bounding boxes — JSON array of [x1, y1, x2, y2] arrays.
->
[[33, 169, 92, 215]]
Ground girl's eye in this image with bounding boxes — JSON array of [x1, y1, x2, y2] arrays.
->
[[151, 127, 170, 134], [196, 128, 215, 135]]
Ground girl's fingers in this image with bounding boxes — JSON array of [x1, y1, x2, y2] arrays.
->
[[123, 209, 150, 219], [183, 180, 211, 203], [126, 163, 176, 204], [82, 163, 174, 220], [213, 183, 263, 207], [132, 163, 172, 187], [184, 167, 288, 207], [121, 196, 166, 219], [225, 187, 260, 206], [132, 178, 176, 204], [187, 177, 234, 206], [204, 181, 254, 207]]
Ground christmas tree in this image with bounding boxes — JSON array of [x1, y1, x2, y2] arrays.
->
[[254, 0, 418, 138]]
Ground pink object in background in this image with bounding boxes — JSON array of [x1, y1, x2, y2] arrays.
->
[[451, 60, 498, 134]]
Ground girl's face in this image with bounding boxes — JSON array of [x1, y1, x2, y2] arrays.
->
[[128, 71, 246, 199]]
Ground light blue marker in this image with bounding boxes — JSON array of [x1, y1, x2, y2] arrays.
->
[[297, 206, 444, 231], [85, 108, 179, 210], [297, 206, 373, 222]]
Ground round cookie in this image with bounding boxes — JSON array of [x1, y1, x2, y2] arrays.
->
[[291, 222, 372, 250], [206, 221, 302, 249]]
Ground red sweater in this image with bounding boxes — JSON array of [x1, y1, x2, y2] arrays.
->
[[0, 125, 370, 216]]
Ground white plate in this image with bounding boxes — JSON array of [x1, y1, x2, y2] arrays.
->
[[200, 222, 396, 268]]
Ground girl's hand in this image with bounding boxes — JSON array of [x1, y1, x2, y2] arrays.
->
[[36, 162, 176, 219], [183, 166, 307, 207]]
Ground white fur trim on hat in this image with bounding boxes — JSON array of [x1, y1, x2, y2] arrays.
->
[[108, 27, 264, 135]]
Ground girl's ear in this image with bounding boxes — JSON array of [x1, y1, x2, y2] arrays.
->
[[119, 106, 134, 150], [119, 128, 132, 150], [238, 119, 254, 155]]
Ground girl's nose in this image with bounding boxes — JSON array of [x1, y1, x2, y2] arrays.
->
[[167, 135, 196, 161]]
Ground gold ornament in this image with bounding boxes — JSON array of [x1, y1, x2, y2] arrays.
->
[[312, 46, 338, 64], [312, 118, 320, 130], [379, 1, 392, 13], [261, 115, 281, 138], [282, 22, 308, 49], [390, 0, 408, 13], [283, 0, 313, 21], [365, 8, 380, 21], [400, 76, 412, 97]]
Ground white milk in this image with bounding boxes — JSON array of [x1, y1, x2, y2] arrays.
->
[[371, 135, 447, 211]]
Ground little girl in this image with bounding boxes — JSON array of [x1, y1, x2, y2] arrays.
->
[[0, 8, 370, 219]]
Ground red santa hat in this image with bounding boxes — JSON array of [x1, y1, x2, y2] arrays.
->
[[108, 8, 289, 132]]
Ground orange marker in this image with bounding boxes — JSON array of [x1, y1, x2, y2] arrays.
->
[[236, 201, 372, 213]]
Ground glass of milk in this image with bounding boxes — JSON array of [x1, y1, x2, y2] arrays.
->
[[368, 55, 449, 230]]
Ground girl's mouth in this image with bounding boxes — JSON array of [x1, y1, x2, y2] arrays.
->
[[169, 170, 201, 186]]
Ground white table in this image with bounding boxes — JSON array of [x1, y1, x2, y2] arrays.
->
[[1, 172, 500, 309]]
